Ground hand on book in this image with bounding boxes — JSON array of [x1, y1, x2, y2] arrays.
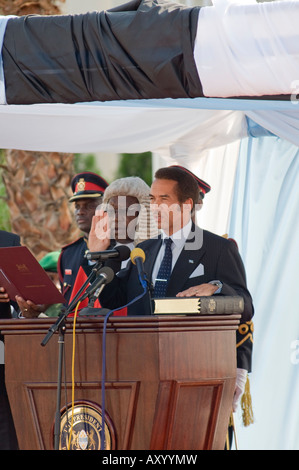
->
[[15, 295, 47, 318], [176, 283, 219, 298], [0, 286, 10, 303]]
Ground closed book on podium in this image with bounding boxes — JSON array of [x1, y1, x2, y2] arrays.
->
[[153, 296, 244, 315], [0, 246, 65, 304]]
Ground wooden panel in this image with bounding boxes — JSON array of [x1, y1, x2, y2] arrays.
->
[[23, 381, 140, 450], [0, 315, 240, 450], [166, 380, 224, 450], [150, 380, 225, 450]]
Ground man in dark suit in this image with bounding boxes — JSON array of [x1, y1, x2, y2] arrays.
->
[[0, 229, 20, 450], [97, 166, 253, 322], [91, 166, 253, 419]]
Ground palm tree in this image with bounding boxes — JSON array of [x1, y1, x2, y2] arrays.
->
[[0, 0, 80, 259], [0, 0, 63, 16]]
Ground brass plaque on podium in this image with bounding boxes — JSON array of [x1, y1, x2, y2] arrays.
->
[[58, 401, 116, 450]]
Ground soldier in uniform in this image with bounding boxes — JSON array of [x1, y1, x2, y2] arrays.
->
[[58, 171, 108, 311]]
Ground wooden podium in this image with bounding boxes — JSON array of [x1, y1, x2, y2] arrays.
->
[[0, 314, 240, 450]]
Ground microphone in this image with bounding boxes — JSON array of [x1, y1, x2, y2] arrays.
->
[[130, 247, 147, 289], [85, 245, 130, 262], [81, 266, 114, 301]]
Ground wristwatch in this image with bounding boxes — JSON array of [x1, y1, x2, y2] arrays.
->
[[209, 280, 223, 293]]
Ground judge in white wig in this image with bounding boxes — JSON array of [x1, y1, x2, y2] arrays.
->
[[101, 176, 158, 248]]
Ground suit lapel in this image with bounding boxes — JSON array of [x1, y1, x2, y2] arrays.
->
[[167, 225, 206, 296], [143, 237, 162, 281]]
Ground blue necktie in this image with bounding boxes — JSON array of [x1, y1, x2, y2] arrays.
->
[[154, 238, 173, 298]]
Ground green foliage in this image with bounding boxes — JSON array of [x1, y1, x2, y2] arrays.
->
[[74, 153, 100, 174], [0, 151, 153, 232], [74, 151, 153, 186], [0, 150, 11, 231], [116, 152, 152, 186]]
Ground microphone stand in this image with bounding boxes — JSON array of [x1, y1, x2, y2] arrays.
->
[[78, 277, 112, 317], [41, 260, 104, 347], [40, 259, 104, 450], [139, 272, 154, 316], [144, 278, 154, 316]]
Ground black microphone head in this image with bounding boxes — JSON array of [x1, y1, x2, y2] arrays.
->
[[115, 245, 131, 261], [99, 266, 114, 284]]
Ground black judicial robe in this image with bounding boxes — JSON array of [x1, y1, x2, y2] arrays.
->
[[2, 0, 203, 105]]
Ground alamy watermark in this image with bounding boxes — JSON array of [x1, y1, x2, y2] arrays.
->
[[94, 199, 203, 251], [290, 340, 299, 365], [291, 80, 299, 104]]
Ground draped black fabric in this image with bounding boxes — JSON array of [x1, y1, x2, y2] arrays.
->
[[2, 0, 203, 105]]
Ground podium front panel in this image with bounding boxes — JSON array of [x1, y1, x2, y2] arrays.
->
[[0, 315, 240, 450]]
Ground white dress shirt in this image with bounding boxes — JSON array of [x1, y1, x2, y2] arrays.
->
[[151, 219, 192, 287]]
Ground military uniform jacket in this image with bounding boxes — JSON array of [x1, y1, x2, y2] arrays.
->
[[58, 237, 92, 307]]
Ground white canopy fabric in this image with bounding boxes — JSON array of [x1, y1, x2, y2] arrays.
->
[[229, 133, 299, 450], [1, 97, 299, 153], [0, 101, 248, 154], [195, 0, 299, 98], [1, 95, 298, 239]]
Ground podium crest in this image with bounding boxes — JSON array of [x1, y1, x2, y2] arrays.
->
[[58, 401, 116, 450]]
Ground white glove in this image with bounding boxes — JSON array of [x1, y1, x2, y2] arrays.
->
[[232, 368, 247, 412]]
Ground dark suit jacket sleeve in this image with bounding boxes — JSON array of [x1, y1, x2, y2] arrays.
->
[[99, 263, 132, 311], [214, 239, 254, 323], [213, 239, 254, 371], [0, 232, 20, 247], [100, 257, 153, 316]]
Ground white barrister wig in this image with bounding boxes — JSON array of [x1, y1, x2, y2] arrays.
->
[[102, 176, 158, 245]]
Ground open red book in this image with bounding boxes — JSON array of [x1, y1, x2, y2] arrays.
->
[[0, 246, 65, 305]]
